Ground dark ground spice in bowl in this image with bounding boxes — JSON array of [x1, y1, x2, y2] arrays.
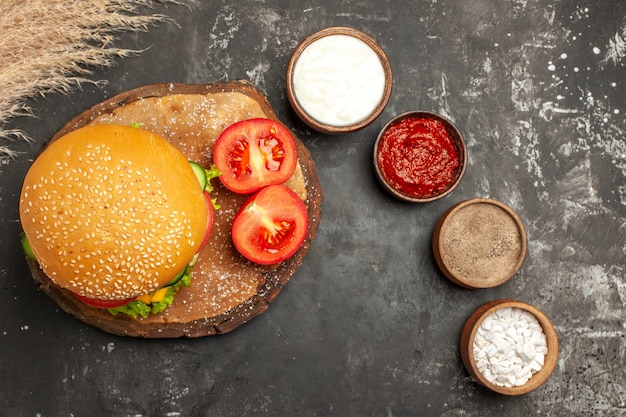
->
[[432, 198, 527, 289]]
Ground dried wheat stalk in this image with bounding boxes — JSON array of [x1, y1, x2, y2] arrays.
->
[[0, 0, 179, 161]]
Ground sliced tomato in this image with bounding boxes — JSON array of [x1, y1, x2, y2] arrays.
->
[[198, 190, 215, 252], [213, 118, 297, 194], [74, 293, 134, 309], [231, 185, 309, 265]]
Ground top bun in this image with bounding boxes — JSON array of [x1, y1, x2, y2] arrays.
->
[[19, 124, 208, 300]]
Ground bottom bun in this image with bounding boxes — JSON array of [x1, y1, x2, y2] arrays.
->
[[29, 81, 323, 337]]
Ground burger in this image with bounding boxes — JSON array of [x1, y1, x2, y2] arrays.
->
[[19, 123, 219, 319], [18, 81, 323, 338]]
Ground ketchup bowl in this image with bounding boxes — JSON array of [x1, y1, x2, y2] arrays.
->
[[286, 27, 393, 134], [373, 111, 466, 202]]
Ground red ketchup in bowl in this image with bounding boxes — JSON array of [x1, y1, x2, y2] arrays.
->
[[375, 113, 463, 201]]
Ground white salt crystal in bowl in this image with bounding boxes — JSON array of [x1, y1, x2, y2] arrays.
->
[[460, 299, 559, 395]]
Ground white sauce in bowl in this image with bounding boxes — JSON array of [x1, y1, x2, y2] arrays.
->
[[292, 34, 387, 127]]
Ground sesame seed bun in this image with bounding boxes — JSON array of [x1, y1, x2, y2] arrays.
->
[[19, 124, 208, 300]]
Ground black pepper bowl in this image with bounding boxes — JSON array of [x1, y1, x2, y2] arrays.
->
[[432, 198, 527, 289], [373, 111, 467, 202]]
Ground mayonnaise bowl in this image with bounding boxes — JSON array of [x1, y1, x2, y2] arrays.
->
[[286, 27, 393, 134]]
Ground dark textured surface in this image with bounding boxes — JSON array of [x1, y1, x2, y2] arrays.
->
[[1, 1, 625, 416]]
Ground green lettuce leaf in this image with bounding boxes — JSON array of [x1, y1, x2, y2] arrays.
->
[[204, 164, 222, 196], [107, 269, 192, 319]]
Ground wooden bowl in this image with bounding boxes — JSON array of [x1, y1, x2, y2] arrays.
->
[[432, 198, 526, 288], [286, 26, 393, 134], [460, 299, 559, 395], [373, 111, 466, 202]]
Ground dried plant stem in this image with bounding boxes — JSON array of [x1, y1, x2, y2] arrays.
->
[[0, 0, 179, 161]]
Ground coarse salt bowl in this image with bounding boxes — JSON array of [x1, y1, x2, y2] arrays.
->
[[286, 26, 393, 134], [373, 111, 466, 202], [432, 198, 527, 288], [460, 299, 559, 395]]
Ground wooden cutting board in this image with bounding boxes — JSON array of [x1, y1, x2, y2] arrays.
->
[[27, 81, 323, 337]]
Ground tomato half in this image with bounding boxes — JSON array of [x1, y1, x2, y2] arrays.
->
[[213, 118, 297, 194], [74, 293, 134, 309], [197, 191, 215, 252], [231, 185, 309, 265]]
